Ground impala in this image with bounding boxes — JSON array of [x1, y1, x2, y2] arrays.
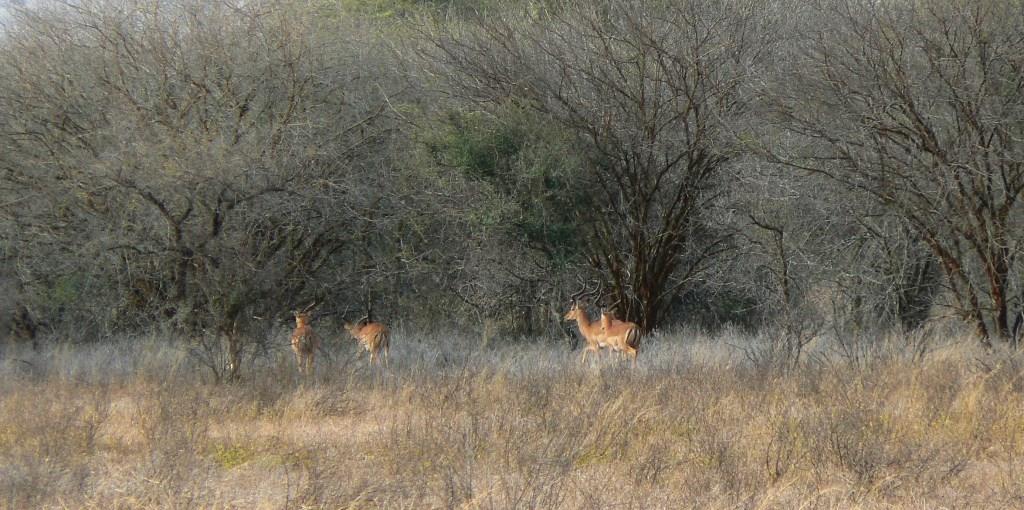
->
[[564, 284, 610, 363], [344, 318, 390, 367], [600, 310, 640, 366], [290, 309, 320, 375]]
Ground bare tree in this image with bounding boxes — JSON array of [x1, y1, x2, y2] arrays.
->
[[424, 0, 777, 331], [0, 0, 402, 368], [764, 0, 1024, 345]]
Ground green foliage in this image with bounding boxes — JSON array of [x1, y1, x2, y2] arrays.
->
[[49, 274, 86, 311], [212, 443, 257, 469], [424, 108, 591, 264]]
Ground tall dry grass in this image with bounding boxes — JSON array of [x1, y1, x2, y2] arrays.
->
[[1, 329, 1023, 509]]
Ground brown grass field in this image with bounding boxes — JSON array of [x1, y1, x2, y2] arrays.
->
[[1, 328, 1023, 509]]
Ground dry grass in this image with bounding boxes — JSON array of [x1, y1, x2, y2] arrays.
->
[[1, 329, 1023, 509]]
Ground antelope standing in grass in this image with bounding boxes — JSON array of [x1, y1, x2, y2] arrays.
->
[[291, 307, 320, 375], [344, 318, 390, 367], [600, 310, 640, 366], [564, 283, 610, 363]]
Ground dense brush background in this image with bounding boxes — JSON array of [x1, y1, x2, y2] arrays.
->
[[2, 0, 1024, 508]]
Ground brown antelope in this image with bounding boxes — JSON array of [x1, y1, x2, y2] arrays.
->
[[290, 309, 320, 375], [344, 318, 390, 367], [600, 310, 640, 366], [564, 283, 610, 363]]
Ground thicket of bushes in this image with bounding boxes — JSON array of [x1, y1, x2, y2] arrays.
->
[[2, 0, 1023, 358]]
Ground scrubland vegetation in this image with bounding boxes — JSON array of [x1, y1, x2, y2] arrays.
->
[[4, 0, 1024, 351], [3, 0, 1024, 507], [3, 331, 1024, 509]]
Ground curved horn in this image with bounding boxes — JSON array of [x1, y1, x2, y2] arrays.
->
[[570, 275, 589, 303], [365, 289, 373, 323], [580, 279, 601, 302]]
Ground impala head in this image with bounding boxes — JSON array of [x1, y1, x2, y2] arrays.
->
[[564, 302, 583, 321], [293, 301, 318, 327], [565, 278, 598, 322], [600, 296, 625, 324], [343, 315, 369, 334], [293, 311, 311, 327]]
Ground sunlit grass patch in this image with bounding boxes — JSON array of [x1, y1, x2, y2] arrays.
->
[[211, 443, 258, 469], [1, 331, 1023, 508]]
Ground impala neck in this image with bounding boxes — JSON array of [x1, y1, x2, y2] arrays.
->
[[576, 311, 600, 336]]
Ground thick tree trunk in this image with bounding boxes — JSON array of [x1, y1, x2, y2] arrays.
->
[[925, 237, 992, 348], [985, 248, 1011, 341]]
